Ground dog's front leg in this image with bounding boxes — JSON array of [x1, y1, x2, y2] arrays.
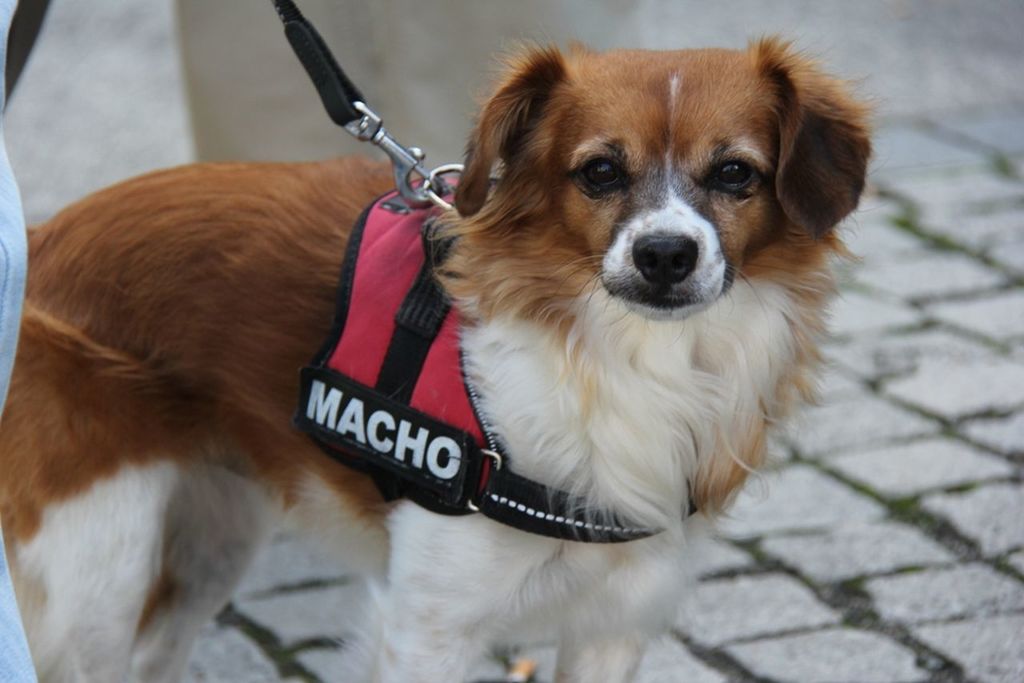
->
[[363, 504, 552, 683], [347, 565, 489, 683], [555, 635, 647, 683], [370, 593, 488, 683]]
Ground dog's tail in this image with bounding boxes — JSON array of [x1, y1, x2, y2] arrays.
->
[[9, 303, 211, 428], [18, 303, 155, 381]]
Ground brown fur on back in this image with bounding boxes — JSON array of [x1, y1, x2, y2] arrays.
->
[[1, 156, 393, 542]]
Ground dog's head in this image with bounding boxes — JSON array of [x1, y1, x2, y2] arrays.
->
[[448, 39, 870, 323]]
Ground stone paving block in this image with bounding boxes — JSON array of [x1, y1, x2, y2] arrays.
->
[[634, 637, 727, 683], [962, 412, 1024, 455], [939, 108, 1024, 155], [993, 238, 1024, 275], [842, 215, 923, 262], [722, 466, 886, 539], [184, 621, 282, 683], [760, 521, 955, 583], [678, 573, 838, 647], [914, 614, 1024, 683], [725, 627, 924, 683], [297, 647, 349, 682], [882, 167, 1024, 215], [830, 437, 1015, 498], [885, 358, 1024, 419], [829, 290, 922, 337], [854, 251, 1005, 301], [925, 208, 1024, 251], [816, 363, 868, 402], [830, 328, 992, 381], [1008, 550, 1024, 575], [690, 537, 755, 578], [923, 483, 1024, 556], [785, 395, 938, 457], [237, 582, 366, 645], [872, 125, 986, 175], [928, 289, 1024, 341], [238, 533, 347, 597], [865, 563, 1024, 623]]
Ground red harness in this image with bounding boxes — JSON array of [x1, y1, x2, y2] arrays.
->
[[325, 196, 482, 445], [295, 191, 664, 541]]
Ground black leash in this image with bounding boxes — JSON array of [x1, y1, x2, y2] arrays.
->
[[270, 0, 458, 208], [272, 0, 364, 126]]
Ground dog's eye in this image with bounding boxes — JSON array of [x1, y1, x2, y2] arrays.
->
[[712, 161, 755, 192], [581, 158, 623, 189]]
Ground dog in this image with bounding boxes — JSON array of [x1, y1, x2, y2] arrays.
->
[[0, 38, 869, 682]]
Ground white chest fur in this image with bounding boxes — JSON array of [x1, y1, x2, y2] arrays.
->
[[460, 280, 803, 530]]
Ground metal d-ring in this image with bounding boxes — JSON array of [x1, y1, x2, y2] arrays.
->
[[423, 163, 464, 211], [466, 448, 503, 512], [480, 448, 503, 471]]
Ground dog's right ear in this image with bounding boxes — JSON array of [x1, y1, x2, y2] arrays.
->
[[753, 38, 871, 238], [455, 46, 567, 217]]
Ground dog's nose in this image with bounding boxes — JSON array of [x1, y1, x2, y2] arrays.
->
[[632, 235, 699, 285]]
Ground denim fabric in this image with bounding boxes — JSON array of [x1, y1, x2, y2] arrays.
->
[[0, 526, 34, 682], [1, 0, 40, 678]]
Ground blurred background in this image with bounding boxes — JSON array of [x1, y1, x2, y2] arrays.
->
[[4, 1, 1024, 682], [7, 0, 1024, 222]]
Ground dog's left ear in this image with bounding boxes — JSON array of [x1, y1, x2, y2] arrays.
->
[[455, 46, 567, 217], [754, 38, 872, 237]]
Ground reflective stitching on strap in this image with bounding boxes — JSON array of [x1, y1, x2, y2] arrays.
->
[[488, 494, 650, 536]]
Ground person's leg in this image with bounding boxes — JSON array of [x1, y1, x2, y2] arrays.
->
[[0, 120, 37, 679], [0, 0, 26, 409], [0, 528, 35, 682], [1, 0, 38, 679]]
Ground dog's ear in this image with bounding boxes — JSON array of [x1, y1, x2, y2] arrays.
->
[[455, 46, 567, 217], [754, 38, 871, 238]]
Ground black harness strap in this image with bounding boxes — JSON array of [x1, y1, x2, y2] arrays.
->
[[477, 469, 656, 543], [375, 257, 451, 403], [370, 229, 455, 506]]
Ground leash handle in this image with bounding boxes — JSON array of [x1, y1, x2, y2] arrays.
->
[[272, 0, 364, 126], [270, 0, 459, 208]]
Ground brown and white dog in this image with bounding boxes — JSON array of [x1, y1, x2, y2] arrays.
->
[[0, 39, 869, 682]]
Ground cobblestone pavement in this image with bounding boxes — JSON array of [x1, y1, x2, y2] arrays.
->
[[177, 114, 1024, 682]]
